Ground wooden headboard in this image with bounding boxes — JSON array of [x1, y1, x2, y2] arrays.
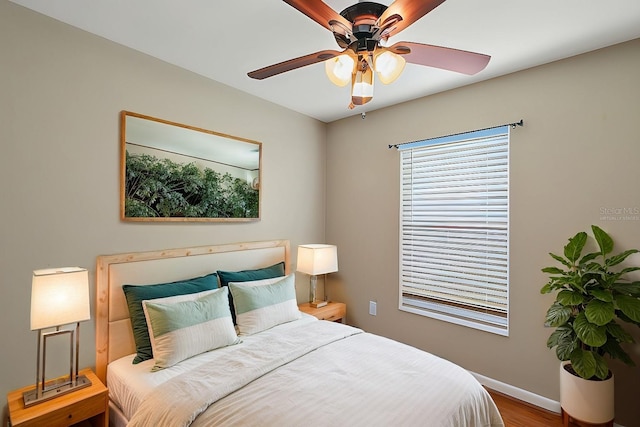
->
[[95, 240, 290, 384]]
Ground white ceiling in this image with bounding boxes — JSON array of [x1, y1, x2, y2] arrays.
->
[[11, 0, 640, 123]]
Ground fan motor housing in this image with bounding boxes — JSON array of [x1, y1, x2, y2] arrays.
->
[[338, 2, 388, 51], [340, 2, 387, 22]]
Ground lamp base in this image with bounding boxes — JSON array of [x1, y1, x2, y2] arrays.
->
[[23, 374, 91, 407], [310, 300, 328, 308]]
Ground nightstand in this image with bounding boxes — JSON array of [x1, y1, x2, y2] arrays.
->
[[7, 368, 108, 427], [299, 301, 346, 323]]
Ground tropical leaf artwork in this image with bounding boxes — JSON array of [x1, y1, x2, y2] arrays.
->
[[125, 151, 258, 219]]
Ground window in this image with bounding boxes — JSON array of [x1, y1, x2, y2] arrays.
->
[[398, 126, 510, 336]]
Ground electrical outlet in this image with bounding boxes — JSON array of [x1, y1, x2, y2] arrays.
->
[[369, 301, 377, 316]]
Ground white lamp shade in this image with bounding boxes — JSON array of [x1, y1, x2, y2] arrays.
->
[[351, 60, 374, 106], [325, 54, 355, 87], [374, 50, 406, 84], [296, 244, 338, 275], [30, 267, 90, 330]]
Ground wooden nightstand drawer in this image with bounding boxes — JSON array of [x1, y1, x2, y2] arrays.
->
[[7, 369, 108, 427], [299, 301, 346, 323], [17, 392, 106, 427]]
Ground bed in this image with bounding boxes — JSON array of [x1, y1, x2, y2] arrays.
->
[[96, 239, 504, 427]]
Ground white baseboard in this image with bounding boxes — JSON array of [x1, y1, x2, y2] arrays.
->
[[470, 371, 625, 427], [471, 371, 561, 413]]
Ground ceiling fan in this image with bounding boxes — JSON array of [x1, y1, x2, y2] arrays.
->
[[248, 0, 491, 110]]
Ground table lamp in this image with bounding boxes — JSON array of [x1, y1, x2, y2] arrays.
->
[[296, 244, 338, 308], [24, 267, 91, 406]]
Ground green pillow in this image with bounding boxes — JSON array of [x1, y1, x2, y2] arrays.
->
[[122, 272, 218, 364], [217, 262, 285, 322], [217, 262, 285, 286]]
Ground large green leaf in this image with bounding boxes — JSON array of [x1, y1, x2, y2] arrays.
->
[[546, 325, 574, 348], [619, 267, 640, 275], [568, 276, 586, 293], [605, 321, 635, 343], [592, 225, 614, 257], [582, 262, 604, 274], [601, 338, 635, 366], [617, 311, 640, 327], [541, 281, 567, 294], [592, 353, 610, 380], [585, 299, 615, 326], [570, 348, 597, 379], [542, 266, 565, 275], [606, 249, 639, 267], [573, 312, 607, 347], [540, 283, 553, 294], [589, 289, 613, 302], [557, 290, 584, 306], [579, 252, 600, 265], [545, 302, 572, 327], [612, 281, 640, 297], [615, 294, 640, 322], [547, 271, 585, 292], [564, 232, 587, 263], [607, 268, 640, 285], [556, 337, 578, 361], [549, 252, 572, 268]]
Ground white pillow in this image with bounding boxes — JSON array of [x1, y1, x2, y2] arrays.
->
[[142, 288, 219, 359], [142, 287, 239, 371], [229, 274, 301, 336]]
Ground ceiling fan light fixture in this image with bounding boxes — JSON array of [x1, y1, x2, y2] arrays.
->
[[325, 54, 355, 87], [374, 50, 406, 84], [248, 0, 490, 112], [351, 60, 374, 106]]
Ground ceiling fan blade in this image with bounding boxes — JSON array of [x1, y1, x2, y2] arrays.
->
[[283, 0, 351, 34], [248, 50, 345, 80], [388, 41, 490, 75], [378, 0, 446, 38]]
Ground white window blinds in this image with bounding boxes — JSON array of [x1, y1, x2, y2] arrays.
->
[[398, 126, 510, 336]]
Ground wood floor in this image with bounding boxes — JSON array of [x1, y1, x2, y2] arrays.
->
[[488, 389, 607, 427]]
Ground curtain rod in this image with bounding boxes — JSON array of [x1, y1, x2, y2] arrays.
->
[[388, 119, 524, 149]]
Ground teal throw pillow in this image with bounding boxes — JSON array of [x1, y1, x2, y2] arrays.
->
[[122, 272, 218, 364], [217, 262, 285, 322]]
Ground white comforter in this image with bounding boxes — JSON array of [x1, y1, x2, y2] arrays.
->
[[127, 321, 504, 427]]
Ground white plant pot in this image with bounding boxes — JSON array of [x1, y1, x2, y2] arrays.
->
[[559, 361, 615, 424]]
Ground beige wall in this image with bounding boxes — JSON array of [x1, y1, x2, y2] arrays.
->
[[0, 0, 327, 420], [3, 0, 640, 425], [326, 38, 640, 426]]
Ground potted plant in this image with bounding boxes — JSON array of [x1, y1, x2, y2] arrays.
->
[[541, 225, 640, 424]]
